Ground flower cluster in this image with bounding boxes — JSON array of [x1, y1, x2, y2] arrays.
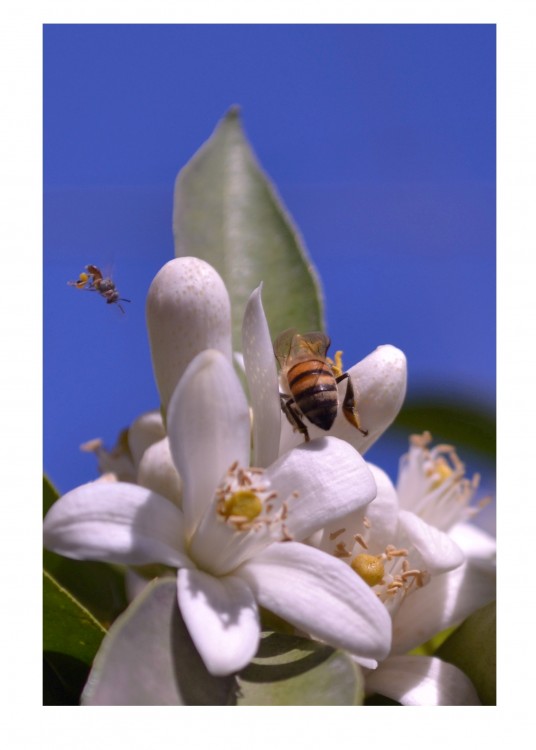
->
[[43, 256, 495, 703]]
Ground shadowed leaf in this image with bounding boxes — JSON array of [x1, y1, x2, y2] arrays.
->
[[237, 631, 364, 705], [436, 600, 496, 705], [82, 579, 236, 705], [393, 395, 496, 457], [43, 570, 107, 705]]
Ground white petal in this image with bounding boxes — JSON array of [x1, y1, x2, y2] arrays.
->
[[242, 284, 281, 468], [127, 410, 166, 467], [43, 482, 190, 568], [278, 345, 407, 455], [136, 437, 183, 507], [266, 437, 377, 542], [363, 464, 400, 549], [236, 542, 392, 663], [167, 350, 251, 535], [391, 560, 496, 655], [146, 257, 233, 411], [319, 462, 399, 556], [398, 510, 465, 575], [341, 345, 407, 454], [365, 655, 480, 705], [177, 568, 260, 676], [449, 522, 496, 570]]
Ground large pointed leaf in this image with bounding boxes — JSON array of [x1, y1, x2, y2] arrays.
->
[[237, 631, 364, 705], [43, 570, 107, 705], [82, 578, 236, 705], [173, 107, 324, 349], [436, 600, 496, 705]]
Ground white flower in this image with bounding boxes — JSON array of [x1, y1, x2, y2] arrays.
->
[[316, 436, 496, 705], [44, 349, 391, 676], [389, 433, 496, 659], [396, 432, 496, 569]]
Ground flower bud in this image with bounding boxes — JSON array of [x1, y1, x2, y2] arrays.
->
[[146, 257, 233, 411]]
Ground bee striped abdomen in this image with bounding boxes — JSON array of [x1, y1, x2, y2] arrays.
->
[[288, 360, 338, 431]]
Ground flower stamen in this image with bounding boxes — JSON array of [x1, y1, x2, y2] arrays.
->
[[215, 462, 297, 540], [329, 528, 346, 541], [353, 533, 368, 549]]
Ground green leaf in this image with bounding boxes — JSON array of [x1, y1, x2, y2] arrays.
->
[[82, 578, 363, 705], [43, 571, 106, 662], [392, 395, 496, 458], [43, 651, 93, 705], [436, 600, 496, 705], [43, 474, 60, 517], [236, 631, 364, 705], [43, 474, 128, 625], [364, 693, 401, 706], [43, 570, 107, 705], [173, 106, 325, 350], [82, 579, 236, 705], [43, 552, 128, 627]]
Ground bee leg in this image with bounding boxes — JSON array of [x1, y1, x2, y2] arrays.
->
[[280, 394, 310, 442], [336, 373, 368, 436]]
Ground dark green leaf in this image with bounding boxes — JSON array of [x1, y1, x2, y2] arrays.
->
[[364, 693, 401, 706], [436, 600, 496, 705], [43, 474, 128, 625], [173, 107, 325, 350], [43, 652, 92, 706], [43, 474, 60, 517], [43, 551, 128, 627], [393, 395, 496, 457], [43, 570, 107, 705], [236, 631, 364, 705], [43, 571, 106, 663], [82, 579, 236, 705]]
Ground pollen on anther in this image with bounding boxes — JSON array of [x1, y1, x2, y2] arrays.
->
[[329, 528, 345, 541], [354, 533, 368, 549]]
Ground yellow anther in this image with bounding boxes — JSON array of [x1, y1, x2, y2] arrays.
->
[[351, 553, 385, 587], [221, 490, 262, 521], [429, 456, 454, 489]]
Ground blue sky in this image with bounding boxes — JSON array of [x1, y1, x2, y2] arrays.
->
[[43, 24, 495, 495]]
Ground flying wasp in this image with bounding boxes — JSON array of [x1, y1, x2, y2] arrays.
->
[[273, 328, 368, 443], [68, 265, 131, 313]]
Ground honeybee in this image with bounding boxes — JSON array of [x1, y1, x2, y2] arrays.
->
[[68, 265, 130, 313], [274, 328, 368, 442]]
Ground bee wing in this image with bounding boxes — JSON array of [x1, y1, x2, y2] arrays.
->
[[298, 331, 331, 359], [273, 328, 300, 368]]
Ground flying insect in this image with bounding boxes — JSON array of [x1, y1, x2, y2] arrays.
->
[[273, 328, 368, 442], [68, 265, 131, 313]]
